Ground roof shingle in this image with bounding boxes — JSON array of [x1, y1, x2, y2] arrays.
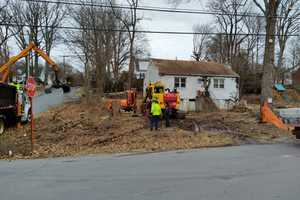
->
[[152, 59, 239, 77]]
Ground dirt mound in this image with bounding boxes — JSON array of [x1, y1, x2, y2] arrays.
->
[[273, 89, 300, 107], [241, 95, 260, 105], [178, 112, 289, 144]]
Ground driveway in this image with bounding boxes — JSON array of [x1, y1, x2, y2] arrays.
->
[[32, 87, 80, 114], [1, 143, 300, 200]]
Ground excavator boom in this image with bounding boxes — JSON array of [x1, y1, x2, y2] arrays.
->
[[0, 42, 59, 83]]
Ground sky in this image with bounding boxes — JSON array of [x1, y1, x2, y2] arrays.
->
[[138, 0, 211, 60], [9, 0, 212, 70], [52, 0, 212, 69]]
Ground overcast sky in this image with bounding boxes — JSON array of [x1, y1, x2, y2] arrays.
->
[[139, 0, 211, 60], [56, 0, 212, 68], [9, 0, 212, 70]]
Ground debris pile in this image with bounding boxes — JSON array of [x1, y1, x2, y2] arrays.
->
[[178, 111, 290, 144], [274, 89, 300, 107]]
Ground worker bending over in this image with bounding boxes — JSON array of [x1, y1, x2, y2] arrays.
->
[[150, 97, 162, 131]]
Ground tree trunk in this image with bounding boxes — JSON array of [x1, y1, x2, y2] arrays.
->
[[95, 53, 105, 96], [276, 44, 285, 83], [44, 47, 51, 85], [84, 57, 90, 103], [260, 1, 278, 105], [34, 52, 39, 79], [128, 41, 134, 89], [25, 55, 29, 80]]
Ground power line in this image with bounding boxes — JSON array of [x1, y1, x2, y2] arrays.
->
[[20, 0, 299, 20], [2, 21, 300, 37]]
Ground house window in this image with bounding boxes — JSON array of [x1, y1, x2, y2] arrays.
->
[[219, 79, 225, 88], [181, 78, 186, 88], [174, 77, 186, 88], [213, 78, 225, 89], [198, 78, 203, 84], [175, 77, 180, 88], [213, 79, 219, 88]]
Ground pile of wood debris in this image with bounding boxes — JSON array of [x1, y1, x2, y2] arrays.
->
[[0, 100, 293, 159]]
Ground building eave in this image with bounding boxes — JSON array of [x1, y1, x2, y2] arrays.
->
[[159, 73, 240, 78]]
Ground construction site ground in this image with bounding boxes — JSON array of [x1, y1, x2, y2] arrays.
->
[[0, 97, 295, 160]]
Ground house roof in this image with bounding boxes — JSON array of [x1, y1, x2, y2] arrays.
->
[[151, 58, 239, 77]]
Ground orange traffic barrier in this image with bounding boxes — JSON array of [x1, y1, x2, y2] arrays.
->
[[261, 102, 289, 131]]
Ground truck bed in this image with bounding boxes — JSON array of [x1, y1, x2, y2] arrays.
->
[[0, 83, 17, 109]]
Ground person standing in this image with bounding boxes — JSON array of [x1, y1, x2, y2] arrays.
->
[[150, 97, 162, 131], [164, 102, 171, 127]]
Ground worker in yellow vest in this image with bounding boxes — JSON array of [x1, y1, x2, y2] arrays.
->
[[150, 97, 162, 131], [9, 82, 22, 90]]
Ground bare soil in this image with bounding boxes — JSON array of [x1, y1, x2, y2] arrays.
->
[[0, 99, 293, 160]]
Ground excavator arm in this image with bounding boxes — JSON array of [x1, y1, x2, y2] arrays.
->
[[32, 46, 59, 72], [0, 42, 59, 83]]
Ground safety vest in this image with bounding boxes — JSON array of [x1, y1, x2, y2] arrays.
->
[[9, 83, 23, 91], [151, 102, 162, 116]]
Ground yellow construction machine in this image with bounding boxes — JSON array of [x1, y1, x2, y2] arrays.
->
[[143, 81, 182, 117]]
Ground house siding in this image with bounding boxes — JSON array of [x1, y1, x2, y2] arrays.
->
[[209, 77, 239, 109]]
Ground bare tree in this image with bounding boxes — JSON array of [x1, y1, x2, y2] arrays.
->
[[277, 0, 300, 67], [9, 0, 44, 78], [110, 0, 141, 89], [206, 34, 227, 63], [0, 0, 14, 65], [253, 0, 281, 105], [111, 27, 130, 80], [68, 0, 116, 96], [243, 16, 263, 67], [192, 24, 212, 61], [288, 37, 300, 70], [208, 0, 251, 65], [40, 1, 66, 84], [0, 1, 14, 46], [275, 0, 300, 82]]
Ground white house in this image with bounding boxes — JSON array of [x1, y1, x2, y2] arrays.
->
[[144, 58, 240, 111]]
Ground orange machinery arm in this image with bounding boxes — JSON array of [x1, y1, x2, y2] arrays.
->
[[0, 42, 59, 83]]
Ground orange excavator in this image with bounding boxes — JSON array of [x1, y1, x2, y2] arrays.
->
[[119, 89, 138, 112], [106, 89, 138, 115]]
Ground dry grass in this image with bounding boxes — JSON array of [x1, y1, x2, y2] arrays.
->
[[0, 99, 293, 160]]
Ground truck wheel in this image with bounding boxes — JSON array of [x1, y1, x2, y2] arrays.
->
[[0, 118, 5, 135]]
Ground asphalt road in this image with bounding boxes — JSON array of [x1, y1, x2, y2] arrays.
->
[[1, 143, 300, 200]]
